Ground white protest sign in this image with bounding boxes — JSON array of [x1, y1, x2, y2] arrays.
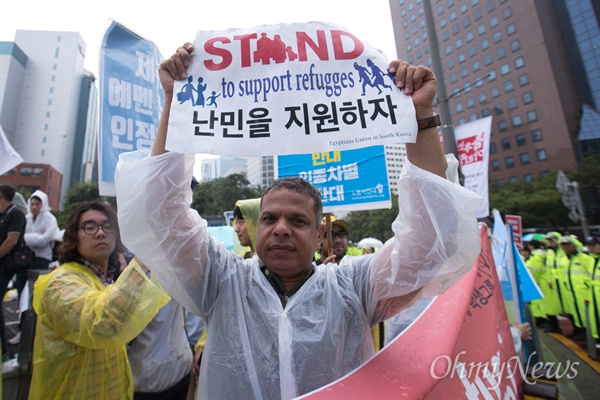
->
[[0, 126, 23, 175], [166, 22, 417, 157]]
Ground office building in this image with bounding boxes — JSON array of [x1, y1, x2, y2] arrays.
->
[[553, 0, 600, 156], [385, 144, 407, 195], [0, 163, 62, 210], [248, 156, 274, 189], [200, 156, 248, 181], [390, 0, 599, 183], [0, 30, 97, 206]]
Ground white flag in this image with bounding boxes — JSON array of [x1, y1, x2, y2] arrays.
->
[[0, 125, 23, 175], [454, 116, 492, 218]]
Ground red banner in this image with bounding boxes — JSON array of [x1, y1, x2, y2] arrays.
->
[[505, 215, 523, 250], [302, 226, 522, 399]]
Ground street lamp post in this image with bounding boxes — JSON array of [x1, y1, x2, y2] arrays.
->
[[423, 0, 458, 159]]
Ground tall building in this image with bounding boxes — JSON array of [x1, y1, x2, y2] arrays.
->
[[390, 0, 598, 184], [552, 0, 600, 156], [0, 30, 97, 206], [248, 156, 274, 189], [0, 163, 62, 210], [384, 144, 407, 195], [199, 156, 248, 181]]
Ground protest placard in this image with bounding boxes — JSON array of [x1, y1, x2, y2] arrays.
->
[[166, 21, 417, 156], [277, 145, 391, 213], [99, 20, 164, 195]]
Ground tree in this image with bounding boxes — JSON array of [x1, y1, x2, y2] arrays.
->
[[191, 174, 262, 216], [571, 154, 600, 224], [344, 195, 399, 244], [55, 182, 114, 228], [489, 172, 572, 229], [489, 154, 600, 230]]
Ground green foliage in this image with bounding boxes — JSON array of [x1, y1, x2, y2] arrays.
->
[[344, 194, 399, 244], [572, 154, 600, 186], [572, 154, 600, 223], [191, 173, 263, 216], [489, 154, 600, 229], [55, 182, 115, 228]]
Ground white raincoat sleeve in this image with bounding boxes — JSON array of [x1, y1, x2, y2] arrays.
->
[[116, 149, 481, 322], [341, 154, 482, 324], [115, 150, 229, 316]]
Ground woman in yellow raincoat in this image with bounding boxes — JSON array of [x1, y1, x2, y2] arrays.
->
[[30, 201, 170, 399]]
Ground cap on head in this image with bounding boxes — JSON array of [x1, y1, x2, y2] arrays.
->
[[586, 235, 600, 246], [321, 215, 349, 232], [559, 236, 575, 245], [545, 232, 560, 241]]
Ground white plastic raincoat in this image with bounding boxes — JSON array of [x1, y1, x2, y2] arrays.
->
[[24, 189, 60, 261], [115, 150, 481, 399], [30, 260, 170, 399]]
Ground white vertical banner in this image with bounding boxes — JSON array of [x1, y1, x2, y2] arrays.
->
[[0, 125, 24, 175], [454, 116, 492, 218]]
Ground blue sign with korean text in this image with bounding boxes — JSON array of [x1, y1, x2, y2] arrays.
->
[[99, 20, 164, 196], [277, 145, 391, 213]]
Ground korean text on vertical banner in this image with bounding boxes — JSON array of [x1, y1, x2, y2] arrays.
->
[[99, 20, 164, 196], [302, 226, 522, 399], [454, 116, 492, 218]]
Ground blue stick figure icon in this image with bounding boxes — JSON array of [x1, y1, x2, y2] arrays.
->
[[177, 76, 196, 104]]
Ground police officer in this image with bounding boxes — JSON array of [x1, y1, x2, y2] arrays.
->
[[556, 235, 594, 341]]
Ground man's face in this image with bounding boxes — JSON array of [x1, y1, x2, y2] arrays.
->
[[547, 239, 557, 249], [30, 198, 42, 218], [320, 224, 348, 263], [519, 248, 530, 260], [589, 243, 600, 255], [256, 189, 322, 280], [234, 217, 252, 247], [560, 243, 577, 255]]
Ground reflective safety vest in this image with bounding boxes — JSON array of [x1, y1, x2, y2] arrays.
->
[[543, 248, 565, 315], [590, 254, 600, 339], [555, 251, 594, 328], [525, 250, 547, 318]]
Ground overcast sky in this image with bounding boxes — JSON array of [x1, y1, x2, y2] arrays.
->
[[1, 0, 398, 174], [1, 0, 398, 78]]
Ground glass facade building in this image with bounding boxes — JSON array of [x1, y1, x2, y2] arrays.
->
[[390, 0, 597, 184]]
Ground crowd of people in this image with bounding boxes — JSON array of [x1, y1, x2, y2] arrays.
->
[[1, 43, 483, 399], [520, 230, 600, 350], [0, 186, 61, 361], [115, 42, 477, 400]]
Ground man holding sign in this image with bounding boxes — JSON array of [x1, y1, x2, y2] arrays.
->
[[115, 41, 481, 399]]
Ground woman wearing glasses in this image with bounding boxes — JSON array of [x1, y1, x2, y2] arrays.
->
[[29, 201, 170, 399]]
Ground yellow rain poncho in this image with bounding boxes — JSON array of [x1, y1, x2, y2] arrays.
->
[[236, 198, 260, 255], [30, 260, 170, 399]]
